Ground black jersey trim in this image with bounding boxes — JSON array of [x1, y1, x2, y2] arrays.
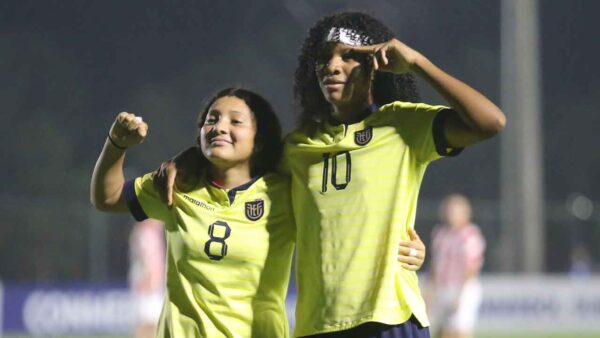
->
[[303, 315, 426, 337], [433, 109, 464, 157], [124, 179, 148, 221], [225, 176, 260, 204]]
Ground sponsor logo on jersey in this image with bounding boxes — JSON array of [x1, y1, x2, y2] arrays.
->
[[183, 195, 215, 211], [354, 127, 373, 146], [245, 200, 264, 221]]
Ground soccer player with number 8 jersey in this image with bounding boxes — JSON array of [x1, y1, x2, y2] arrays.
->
[[91, 88, 296, 337]]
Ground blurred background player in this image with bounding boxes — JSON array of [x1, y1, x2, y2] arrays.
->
[[569, 243, 594, 278], [427, 194, 485, 338], [128, 218, 165, 338]]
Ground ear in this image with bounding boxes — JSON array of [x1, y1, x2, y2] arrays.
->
[[196, 135, 202, 147]]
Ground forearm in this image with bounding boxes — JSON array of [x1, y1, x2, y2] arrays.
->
[[412, 54, 506, 144], [90, 138, 130, 212]]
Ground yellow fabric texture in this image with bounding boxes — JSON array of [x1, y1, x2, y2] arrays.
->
[[285, 101, 449, 336], [131, 172, 295, 338]]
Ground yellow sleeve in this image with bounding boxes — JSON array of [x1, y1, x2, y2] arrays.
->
[[124, 172, 170, 222], [389, 102, 462, 163]]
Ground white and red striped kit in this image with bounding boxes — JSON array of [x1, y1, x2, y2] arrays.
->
[[431, 223, 485, 287]]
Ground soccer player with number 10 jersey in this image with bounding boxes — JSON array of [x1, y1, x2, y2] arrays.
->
[[285, 12, 505, 337]]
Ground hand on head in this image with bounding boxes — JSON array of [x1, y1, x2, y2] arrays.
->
[[351, 39, 421, 74]]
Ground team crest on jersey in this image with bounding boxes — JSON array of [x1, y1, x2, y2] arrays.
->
[[245, 200, 264, 221], [354, 127, 373, 146]]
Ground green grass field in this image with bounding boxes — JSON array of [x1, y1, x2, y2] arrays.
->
[[476, 333, 599, 338]]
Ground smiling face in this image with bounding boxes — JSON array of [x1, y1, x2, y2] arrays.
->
[[315, 42, 373, 112], [199, 96, 256, 170]]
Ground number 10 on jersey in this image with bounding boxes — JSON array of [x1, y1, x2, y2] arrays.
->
[[321, 151, 352, 193]]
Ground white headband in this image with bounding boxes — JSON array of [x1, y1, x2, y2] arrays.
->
[[325, 27, 373, 46]]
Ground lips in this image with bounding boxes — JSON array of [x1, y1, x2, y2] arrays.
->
[[324, 83, 343, 92], [322, 78, 345, 92], [323, 78, 345, 85], [209, 138, 232, 146]]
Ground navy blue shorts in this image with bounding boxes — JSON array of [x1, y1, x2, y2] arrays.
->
[[302, 316, 430, 338]]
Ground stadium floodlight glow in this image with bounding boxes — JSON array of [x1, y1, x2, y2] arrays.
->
[[567, 194, 594, 221]]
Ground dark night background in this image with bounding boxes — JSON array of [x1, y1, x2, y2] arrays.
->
[[1, 0, 598, 281]]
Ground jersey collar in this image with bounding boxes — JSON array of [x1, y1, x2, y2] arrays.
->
[[210, 176, 260, 204]]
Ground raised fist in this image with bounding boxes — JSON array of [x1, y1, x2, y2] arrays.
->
[[108, 112, 148, 148]]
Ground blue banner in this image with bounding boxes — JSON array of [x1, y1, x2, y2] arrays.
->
[[1, 282, 134, 335]]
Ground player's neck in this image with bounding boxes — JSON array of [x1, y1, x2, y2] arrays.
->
[[450, 221, 470, 230], [331, 98, 374, 124], [209, 164, 253, 189]]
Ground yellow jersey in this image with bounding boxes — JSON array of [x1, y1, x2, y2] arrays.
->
[[284, 101, 460, 336], [124, 172, 295, 338]]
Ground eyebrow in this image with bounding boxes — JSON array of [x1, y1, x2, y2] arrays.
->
[[207, 109, 242, 114], [316, 45, 356, 59], [206, 109, 249, 118]]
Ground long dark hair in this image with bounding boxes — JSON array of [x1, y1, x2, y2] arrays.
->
[[294, 12, 420, 131], [197, 87, 283, 177]]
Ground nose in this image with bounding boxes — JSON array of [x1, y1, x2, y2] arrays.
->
[[213, 119, 229, 134], [323, 56, 342, 75]]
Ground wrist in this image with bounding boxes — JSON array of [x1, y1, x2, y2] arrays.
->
[[409, 52, 429, 74], [107, 134, 127, 150]]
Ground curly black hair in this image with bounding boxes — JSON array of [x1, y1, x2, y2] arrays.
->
[[196, 87, 283, 177], [294, 12, 420, 132]]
